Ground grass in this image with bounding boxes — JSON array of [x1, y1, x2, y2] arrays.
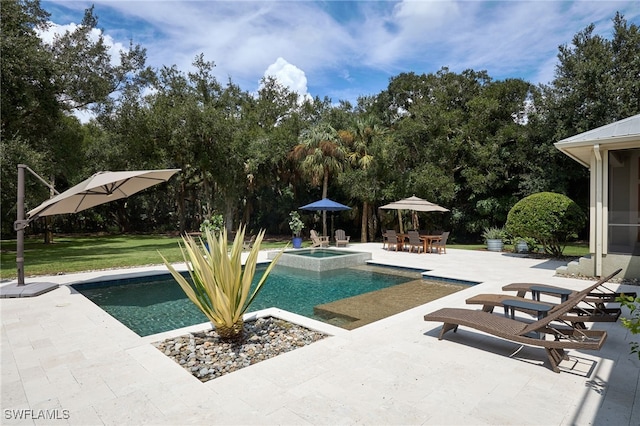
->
[[0, 234, 291, 279], [0, 234, 590, 280], [449, 242, 590, 257]]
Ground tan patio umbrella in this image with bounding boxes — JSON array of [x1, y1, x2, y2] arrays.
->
[[27, 169, 181, 219], [380, 195, 449, 233], [4, 167, 180, 297]]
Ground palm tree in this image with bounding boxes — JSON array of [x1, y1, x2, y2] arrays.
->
[[291, 123, 346, 235], [340, 117, 388, 242]]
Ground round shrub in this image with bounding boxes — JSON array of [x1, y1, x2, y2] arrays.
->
[[505, 192, 586, 257]]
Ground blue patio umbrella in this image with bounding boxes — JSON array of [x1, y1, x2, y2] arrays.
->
[[299, 198, 351, 237]]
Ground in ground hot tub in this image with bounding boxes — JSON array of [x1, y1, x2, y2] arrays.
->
[[267, 248, 372, 272]]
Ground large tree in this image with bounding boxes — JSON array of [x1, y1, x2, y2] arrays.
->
[[291, 123, 346, 236], [1, 1, 148, 237], [528, 12, 640, 208], [338, 116, 389, 242]]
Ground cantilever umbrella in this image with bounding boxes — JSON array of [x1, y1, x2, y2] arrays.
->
[[380, 195, 449, 233], [3, 168, 180, 297], [299, 198, 351, 238], [27, 169, 181, 219]]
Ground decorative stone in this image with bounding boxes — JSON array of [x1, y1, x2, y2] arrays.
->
[[152, 317, 326, 383]]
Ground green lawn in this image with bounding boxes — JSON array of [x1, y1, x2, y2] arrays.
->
[[449, 242, 590, 257], [0, 234, 589, 280], [0, 234, 292, 279]]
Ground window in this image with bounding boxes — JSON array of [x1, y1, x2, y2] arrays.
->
[[608, 148, 640, 254]]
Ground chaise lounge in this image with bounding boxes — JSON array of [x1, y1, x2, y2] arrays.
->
[[500, 280, 636, 308], [465, 269, 623, 329], [423, 270, 621, 373], [465, 293, 621, 329]]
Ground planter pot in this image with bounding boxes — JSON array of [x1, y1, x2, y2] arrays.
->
[[292, 237, 303, 249], [516, 241, 528, 253], [486, 239, 503, 252]]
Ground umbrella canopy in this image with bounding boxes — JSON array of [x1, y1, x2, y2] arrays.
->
[[299, 198, 351, 237], [299, 198, 351, 212], [27, 169, 181, 219], [380, 195, 449, 233], [380, 195, 449, 212]]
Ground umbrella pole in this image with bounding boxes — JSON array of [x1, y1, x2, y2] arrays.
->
[[398, 210, 403, 234], [16, 165, 25, 286]]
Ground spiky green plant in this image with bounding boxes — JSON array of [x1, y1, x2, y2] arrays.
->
[[160, 225, 284, 341]]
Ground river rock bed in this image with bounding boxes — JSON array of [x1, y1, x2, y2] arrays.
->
[[153, 317, 327, 382]]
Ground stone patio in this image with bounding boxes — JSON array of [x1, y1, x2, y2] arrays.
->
[[2, 243, 639, 425]]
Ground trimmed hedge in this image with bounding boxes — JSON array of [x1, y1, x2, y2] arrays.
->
[[505, 192, 586, 257]]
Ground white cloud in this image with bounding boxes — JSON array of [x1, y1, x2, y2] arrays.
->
[[37, 22, 127, 67], [41, 0, 640, 104], [262, 57, 310, 100]]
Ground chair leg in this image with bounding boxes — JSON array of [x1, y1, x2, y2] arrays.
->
[[545, 348, 569, 373], [439, 323, 458, 339]]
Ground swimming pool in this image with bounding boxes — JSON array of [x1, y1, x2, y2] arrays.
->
[[73, 264, 425, 336]]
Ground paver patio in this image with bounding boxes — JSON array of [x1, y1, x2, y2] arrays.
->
[[2, 243, 639, 425]]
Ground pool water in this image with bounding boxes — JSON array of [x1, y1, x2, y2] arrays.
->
[[74, 264, 421, 336]]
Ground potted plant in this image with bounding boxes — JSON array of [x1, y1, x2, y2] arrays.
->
[[288, 211, 304, 249], [482, 226, 505, 252], [200, 213, 224, 236], [200, 213, 224, 251], [515, 239, 529, 253]]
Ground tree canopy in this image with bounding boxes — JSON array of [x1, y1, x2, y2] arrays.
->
[[2, 2, 639, 243]]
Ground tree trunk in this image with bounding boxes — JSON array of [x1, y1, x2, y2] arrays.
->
[[361, 201, 368, 242], [322, 169, 329, 236], [178, 179, 186, 234], [224, 197, 234, 234], [368, 208, 378, 242]]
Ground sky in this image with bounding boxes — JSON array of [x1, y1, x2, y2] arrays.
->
[[40, 0, 639, 105]]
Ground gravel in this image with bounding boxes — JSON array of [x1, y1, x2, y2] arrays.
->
[[153, 317, 327, 382]]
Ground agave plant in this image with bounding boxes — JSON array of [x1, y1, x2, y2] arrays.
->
[[160, 225, 283, 341]]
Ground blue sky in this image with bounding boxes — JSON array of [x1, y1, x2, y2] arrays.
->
[[41, 1, 639, 104]]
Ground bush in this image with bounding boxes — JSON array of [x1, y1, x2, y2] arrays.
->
[[505, 192, 586, 257], [617, 295, 640, 360]]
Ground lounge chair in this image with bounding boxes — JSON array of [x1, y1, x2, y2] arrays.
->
[[310, 230, 329, 247], [334, 229, 350, 247], [423, 270, 620, 373], [465, 294, 621, 329], [501, 278, 635, 308], [384, 230, 400, 251], [406, 230, 423, 253], [431, 231, 449, 254]]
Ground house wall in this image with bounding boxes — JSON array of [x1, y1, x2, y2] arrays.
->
[[562, 147, 640, 278]]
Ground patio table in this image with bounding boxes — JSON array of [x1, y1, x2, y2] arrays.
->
[[420, 235, 442, 253], [395, 234, 442, 253]]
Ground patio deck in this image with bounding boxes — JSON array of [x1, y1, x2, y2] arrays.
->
[[1, 243, 639, 425]]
